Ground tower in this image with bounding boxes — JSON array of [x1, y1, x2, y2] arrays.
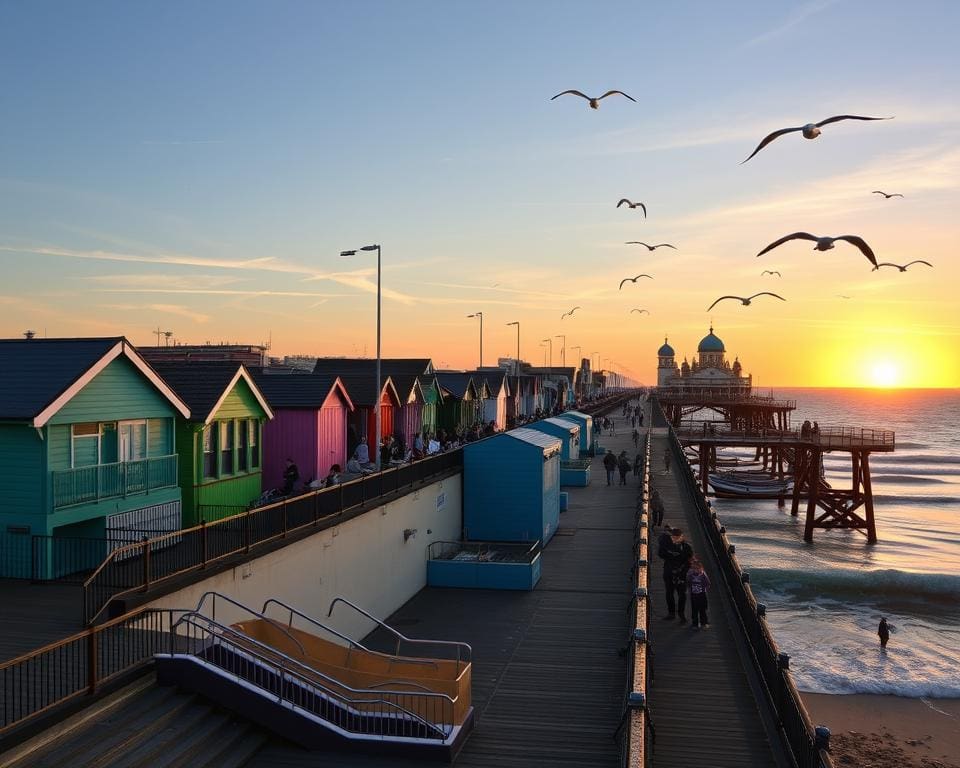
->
[[657, 337, 677, 387]]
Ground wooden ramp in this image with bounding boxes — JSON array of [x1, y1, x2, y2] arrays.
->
[[647, 433, 788, 768]]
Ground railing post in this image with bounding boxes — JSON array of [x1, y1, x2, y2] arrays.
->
[[200, 520, 208, 568], [87, 628, 99, 694], [142, 536, 151, 592], [244, 510, 251, 554], [282, 500, 288, 538]]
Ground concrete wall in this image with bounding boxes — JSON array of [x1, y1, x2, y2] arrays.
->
[[146, 474, 462, 641]]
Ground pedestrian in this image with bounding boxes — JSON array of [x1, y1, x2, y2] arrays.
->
[[639, 412, 644, 427], [878, 617, 890, 649], [687, 557, 711, 630], [282, 457, 300, 495], [631, 415, 637, 428], [658, 527, 692, 622], [651, 488, 665, 527], [603, 450, 618, 486], [323, 464, 341, 488], [632, 428, 640, 448], [633, 452, 642, 477], [611, 418, 617, 436], [663, 449, 672, 473], [618, 451, 631, 485]]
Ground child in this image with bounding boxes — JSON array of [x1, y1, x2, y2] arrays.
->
[[687, 557, 711, 630]]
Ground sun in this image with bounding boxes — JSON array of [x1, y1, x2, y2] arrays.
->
[[870, 361, 900, 388]]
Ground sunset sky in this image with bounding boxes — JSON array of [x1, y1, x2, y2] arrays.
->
[[1, 1, 958, 387]]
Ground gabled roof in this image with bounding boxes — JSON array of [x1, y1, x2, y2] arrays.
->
[[312, 358, 431, 404], [504, 427, 563, 457], [418, 374, 444, 403], [470, 369, 510, 398], [250, 370, 354, 410], [0, 337, 190, 426], [152, 361, 273, 424], [335, 374, 401, 408], [434, 372, 479, 400], [542, 416, 579, 434]]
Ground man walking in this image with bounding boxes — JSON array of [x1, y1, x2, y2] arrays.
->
[[659, 527, 693, 622], [663, 449, 672, 473], [603, 450, 618, 486]]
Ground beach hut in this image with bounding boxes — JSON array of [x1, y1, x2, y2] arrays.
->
[[251, 372, 353, 491], [435, 373, 482, 433], [473, 369, 510, 430], [463, 428, 561, 545], [337, 375, 402, 459], [556, 410, 595, 455], [525, 417, 580, 461], [151, 361, 273, 525], [419, 374, 442, 437], [0, 337, 190, 578]]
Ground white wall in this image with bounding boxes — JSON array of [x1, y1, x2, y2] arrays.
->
[[147, 475, 462, 641]]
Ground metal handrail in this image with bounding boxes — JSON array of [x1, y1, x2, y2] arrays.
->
[[172, 614, 450, 740], [190, 591, 308, 657], [327, 596, 473, 666]]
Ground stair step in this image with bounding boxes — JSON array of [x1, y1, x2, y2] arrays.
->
[[109, 704, 230, 768]]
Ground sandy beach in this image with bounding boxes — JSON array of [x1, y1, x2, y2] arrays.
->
[[803, 693, 960, 767]]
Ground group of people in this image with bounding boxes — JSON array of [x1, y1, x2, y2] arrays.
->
[[657, 523, 712, 630], [799, 420, 820, 438], [602, 449, 644, 486]]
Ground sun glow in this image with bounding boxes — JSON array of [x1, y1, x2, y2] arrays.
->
[[870, 361, 900, 388]]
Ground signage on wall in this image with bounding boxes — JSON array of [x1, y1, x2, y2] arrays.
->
[[437, 492, 446, 511]]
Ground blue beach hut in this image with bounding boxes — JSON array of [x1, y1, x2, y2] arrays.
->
[[525, 417, 580, 461], [555, 411, 594, 456], [463, 428, 561, 545]]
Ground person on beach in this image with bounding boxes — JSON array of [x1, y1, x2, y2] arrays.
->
[[659, 527, 693, 622], [618, 451, 631, 485], [603, 450, 618, 486], [663, 449, 672, 473], [687, 557, 711, 630], [878, 617, 890, 649]]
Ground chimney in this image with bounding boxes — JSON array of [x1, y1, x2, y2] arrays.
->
[[23, 330, 36, 340]]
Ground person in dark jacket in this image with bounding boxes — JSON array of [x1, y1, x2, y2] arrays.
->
[[659, 528, 693, 621], [282, 458, 300, 495], [618, 451, 631, 485], [603, 450, 618, 486], [650, 488, 665, 527], [878, 617, 891, 649]]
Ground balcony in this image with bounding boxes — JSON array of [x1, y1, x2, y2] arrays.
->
[[52, 455, 178, 510]]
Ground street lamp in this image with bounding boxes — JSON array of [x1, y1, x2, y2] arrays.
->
[[570, 345, 582, 365], [507, 321, 521, 420], [341, 243, 382, 469], [541, 338, 552, 368], [555, 335, 566, 368], [467, 312, 483, 369]]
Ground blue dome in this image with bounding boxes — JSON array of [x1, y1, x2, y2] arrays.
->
[[698, 327, 725, 353], [658, 338, 674, 356]]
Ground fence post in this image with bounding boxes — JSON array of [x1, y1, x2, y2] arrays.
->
[[244, 510, 251, 554], [200, 520, 207, 568], [87, 628, 99, 694], [313, 491, 319, 526], [282, 500, 288, 538], [142, 536, 151, 592]]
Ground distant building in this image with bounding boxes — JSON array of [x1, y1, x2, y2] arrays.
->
[[140, 343, 268, 368], [656, 326, 751, 395]]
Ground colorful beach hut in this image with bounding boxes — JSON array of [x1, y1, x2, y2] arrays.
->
[[525, 417, 580, 460], [555, 410, 594, 455]]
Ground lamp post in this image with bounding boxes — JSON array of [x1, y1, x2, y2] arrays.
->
[[570, 345, 582, 365], [507, 321, 520, 421], [467, 312, 483, 369], [570, 345, 582, 397], [541, 338, 552, 368], [555, 335, 566, 368], [341, 244, 382, 469]]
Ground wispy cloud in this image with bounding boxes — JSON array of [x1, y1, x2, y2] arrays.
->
[[140, 140, 225, 146], [94, 288, 356, 298], [82, 273, 246, 290], [744, 0, 840, 48], [101, 303, 211, 323]]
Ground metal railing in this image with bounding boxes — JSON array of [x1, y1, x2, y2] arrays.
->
[[427, 539, 541, 565], [51, 455, 178, 509], [0, 608, 178, 737], [81, 449, 463, 625], [652, 397, 834, 768], [619, 431, 652, 767], [675, 424, 894, 449], [30, 530, 181, 583]]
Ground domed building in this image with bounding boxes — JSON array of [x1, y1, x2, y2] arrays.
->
[[655, 325, 751, 395]]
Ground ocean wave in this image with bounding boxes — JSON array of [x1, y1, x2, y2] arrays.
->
[[874, 494, 960, 505], [871, 474, 950, 484], [749, 566, 959, 604], [796, 671, 960, 698], [879, 454, 960, 466]]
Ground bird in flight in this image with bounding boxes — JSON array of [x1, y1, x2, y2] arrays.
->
[[757, 232, 877, 267], [630, 308, 650, 315], [872, 260, 933, 272], [625, 241, 675, 250], [561, 306, 582, 319], [619, 274, 653, 290], [837, 294, 852, 299], [872, 190, 903, 199], [707, 293, 786, 311], [741, 115, 892, 163], [617, 199, 647, 217], [761, 270, 782, 277], [551, 90, 636, 109]]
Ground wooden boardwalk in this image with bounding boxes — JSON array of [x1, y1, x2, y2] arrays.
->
[[0, 581, 83, 663], [647, 431, 789, 768], [250, 415, 644, 768]]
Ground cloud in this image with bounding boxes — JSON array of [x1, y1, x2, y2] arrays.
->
[[94, 288, 356, 298], [82, 273, 246, 290], [140, 140, 225, 146], [101, 303, 211, 323], [743, 0, 840, 48]]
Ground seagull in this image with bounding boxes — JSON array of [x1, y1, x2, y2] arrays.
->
[[757, 232, 877, 267], [741, 115, 892, 163], [630, 308, 650, 315], [619, 274, 653, 290], [617, 199, 647, 217], [872, 260, 932, 272], [551, 90, 636, 109], [625, 241, 675, 250], [561, 306, 582, 319], [707, 293, 786, 311], [761, 270, 782, 277], [837, 294, 852, 299], [872, 190, 903, 199]]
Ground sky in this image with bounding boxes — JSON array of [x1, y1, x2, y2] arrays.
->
[[1, 0, 958, 387]]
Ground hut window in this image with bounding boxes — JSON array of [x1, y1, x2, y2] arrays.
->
[[220, 421, 235, 475], [249, 420, 260, 468], [71, 423, 101, 468], [238, 419, 249, 472], [202, 425, 217, 478]]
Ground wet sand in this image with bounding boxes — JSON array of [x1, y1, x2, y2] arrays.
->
[[803, 693, 960, 767]]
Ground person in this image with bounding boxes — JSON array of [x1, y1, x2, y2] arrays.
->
[[633, 452, 642, 477], [632, 428, 640, 449], [687, 557, 711, 630], [878, 617, 890, 649], [651, 488, 665, 527], [354, 436, 371, 465], [639, 411, 644, 427], [663, 449, 672, 473], [324, 464, 341, 488], [282, 458, 300, 495], [801, 420, 811, 438], [812, 421, 820, 437], [618, 451, 631, 485], [603, 450, 618, 486], [413, 431, 425, 459], [660, 528, 693, 622]]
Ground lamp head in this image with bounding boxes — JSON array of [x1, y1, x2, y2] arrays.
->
[[339, 250, 357, 257], [506, 321, 519, 326], [360, 244, 379, 251]]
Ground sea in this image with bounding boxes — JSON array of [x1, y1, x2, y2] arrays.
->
[[707, 388, 960, 699]]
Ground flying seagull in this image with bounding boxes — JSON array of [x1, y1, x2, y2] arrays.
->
[[619, 274, 653, 290], [757, 232, 877, 267], [741, 115, 892, 163], [625, 241, 675, 250], [837, 294, 852, 299], [630, 308, 650, 315], [561, 306, 582, 319], [872, 260, 932, 272], [761, 270, 782, 277], [707, 293, 786, 311], [551, 90, 636, 109], [617, 199, 647, 217], [872, 190, 903, 199]]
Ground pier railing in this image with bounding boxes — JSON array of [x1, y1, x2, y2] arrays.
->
[[618, 431, 652, 767], [675, 423, 894, 450], [653, 397, 834, 768]]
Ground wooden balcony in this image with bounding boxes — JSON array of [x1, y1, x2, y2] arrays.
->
[[51, 455, 178, 510]]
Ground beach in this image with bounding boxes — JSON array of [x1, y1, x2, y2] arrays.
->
[[804, 693, 960, 767]]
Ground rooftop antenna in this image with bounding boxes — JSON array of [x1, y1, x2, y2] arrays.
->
[[23, 330, 36, 339], [163, 330, 173, 346], [154, 326, 163, 346]]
